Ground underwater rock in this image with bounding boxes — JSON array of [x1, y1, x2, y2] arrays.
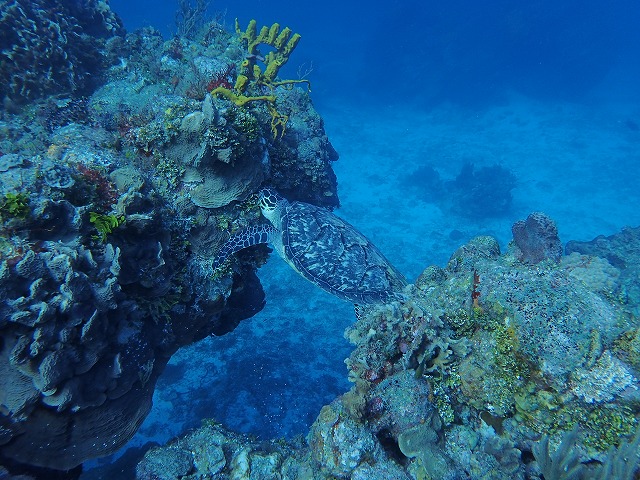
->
[[367, 370, 438, 437], [570, 350, 637, 403], [351, 462, 412, 480], [0, 17, 321, 469], [566, 225, 640, 270], [399, 422, 462, 480], [188, 158, 266, 209], [0, 153, 37, 193], [308, 399, 380, 477], [565, 225, 640, 318], [266, 87, 340, 208], [0, 9, 353, 475], [562, 252, 621, 296], [136, 446, 195, 479], [512, 211, 563, 264], [136, 422, 295, 480], [0, 153, 25, 172], [42, 97, 93, 133], [43, 163, 75, 189], [109, 166, 145, 193], [446, 235, 501, 273]]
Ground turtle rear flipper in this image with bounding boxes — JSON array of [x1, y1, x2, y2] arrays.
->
[[212, 224, 278, 270]]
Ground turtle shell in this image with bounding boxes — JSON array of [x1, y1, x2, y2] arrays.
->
[[281, 201, 407, 304]]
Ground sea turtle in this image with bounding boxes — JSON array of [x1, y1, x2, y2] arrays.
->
[[212, 188, 407, 304]]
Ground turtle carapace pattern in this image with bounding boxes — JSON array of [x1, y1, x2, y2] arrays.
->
[[213, 188, 407, 304]]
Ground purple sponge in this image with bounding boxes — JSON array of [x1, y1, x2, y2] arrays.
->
[[512, 212, 562, 264]]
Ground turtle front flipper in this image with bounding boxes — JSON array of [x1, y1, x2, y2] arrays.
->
[[212, 224, 278, 270]]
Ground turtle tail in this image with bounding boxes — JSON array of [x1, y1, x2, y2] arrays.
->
[[212, 224, 277, 270]]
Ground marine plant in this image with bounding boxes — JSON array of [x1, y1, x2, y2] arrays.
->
[[89, 212, 125, 242], [75, 164, 119, 208], [232, 19, 309, 91], [532, 428, 585, 480], [0, 192, 30, 220], [175, 0, 210, 39], [533, 426, 640, 480]]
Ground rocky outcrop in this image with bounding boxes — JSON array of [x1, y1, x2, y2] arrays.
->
[[0, 152, 265, 469], [512, 211, 563, 264]]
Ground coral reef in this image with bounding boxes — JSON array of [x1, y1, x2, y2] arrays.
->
[[0, 139, 266, 470], [3, 5, 638, 478], [0, 0, 124, 104], [133, 222, 640, 479], [89, 22, 338, 207], [0, 12, 339, 475], [566, 226, 640, 318]]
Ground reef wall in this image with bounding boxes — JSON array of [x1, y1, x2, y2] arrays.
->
[[0, 13, 339, 475]]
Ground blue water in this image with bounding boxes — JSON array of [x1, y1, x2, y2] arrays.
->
[[89, 0, 640, 469], [110, 0, 640, 107]]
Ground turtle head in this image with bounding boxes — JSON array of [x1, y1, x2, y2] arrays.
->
[[257, 188, 285, 225]]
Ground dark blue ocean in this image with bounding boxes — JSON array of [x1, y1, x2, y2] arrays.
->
[[111, 0, 640, 107], [89, 0, 640, 472]]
